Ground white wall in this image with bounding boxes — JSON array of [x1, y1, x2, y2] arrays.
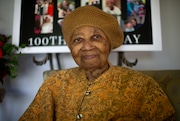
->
[[0, 0, 180, 121]]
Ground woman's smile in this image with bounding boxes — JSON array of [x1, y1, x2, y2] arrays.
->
[[82, 54, 97, 60]]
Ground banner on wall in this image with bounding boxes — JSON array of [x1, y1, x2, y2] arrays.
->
[[12, 0, 162, 53]]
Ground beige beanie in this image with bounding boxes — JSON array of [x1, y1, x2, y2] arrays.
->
[[62, 5, 124, 49]]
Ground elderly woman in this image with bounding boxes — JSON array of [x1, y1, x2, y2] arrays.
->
[[19, 6, 175, 121]]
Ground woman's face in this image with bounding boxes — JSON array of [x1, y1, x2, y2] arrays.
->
[[69, 26, 111, 71]]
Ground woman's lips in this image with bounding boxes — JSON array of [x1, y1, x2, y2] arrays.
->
[[83, 55, 97, 59]]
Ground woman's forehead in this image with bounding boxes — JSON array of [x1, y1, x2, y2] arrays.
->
[[73, 26, 105, 35]]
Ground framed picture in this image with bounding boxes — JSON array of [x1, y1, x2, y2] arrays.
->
[[12, 0, 162, 53]]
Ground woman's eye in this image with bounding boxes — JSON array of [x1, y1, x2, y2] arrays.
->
[[93, 35, 101, 40], [72, 38, 82, 44]]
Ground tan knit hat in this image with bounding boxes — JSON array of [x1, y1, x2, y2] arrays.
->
[[62, 5, 124, 49]]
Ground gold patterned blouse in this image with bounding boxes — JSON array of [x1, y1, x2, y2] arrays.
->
[[19, 65, 175, 121]]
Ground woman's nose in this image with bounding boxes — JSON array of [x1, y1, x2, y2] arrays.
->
[[82, 40, 94, 50]]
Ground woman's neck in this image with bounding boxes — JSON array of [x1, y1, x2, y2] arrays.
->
[[85, 63, 109, 82]]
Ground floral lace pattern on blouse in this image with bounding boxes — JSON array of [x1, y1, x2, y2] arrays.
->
[[19, 66, 175, 121]]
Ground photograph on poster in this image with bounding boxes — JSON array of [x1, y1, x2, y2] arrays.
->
[[80, 0, 102, 8], [102, 0, 122, 26], [34, 0, 54, 34], [57, 0, 75, 27], [12, 0, 162, 53]]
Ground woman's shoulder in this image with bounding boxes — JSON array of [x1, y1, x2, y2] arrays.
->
[[42, 67, 81, 87], [47, 67, 81, 79], [110, 66, 154, 84], [111, 66, 142, 75], [109, 66, 163, 93]]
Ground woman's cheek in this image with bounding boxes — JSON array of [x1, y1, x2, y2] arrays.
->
[[70, 45, 81, 57]]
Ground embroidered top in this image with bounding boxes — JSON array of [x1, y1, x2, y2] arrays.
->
[[19, 65, 175, 121]]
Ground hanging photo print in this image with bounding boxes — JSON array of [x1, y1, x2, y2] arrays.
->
[[12, 0, 162, 53]]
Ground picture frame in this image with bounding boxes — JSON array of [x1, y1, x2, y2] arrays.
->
[[12, 0, 162, 53]]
